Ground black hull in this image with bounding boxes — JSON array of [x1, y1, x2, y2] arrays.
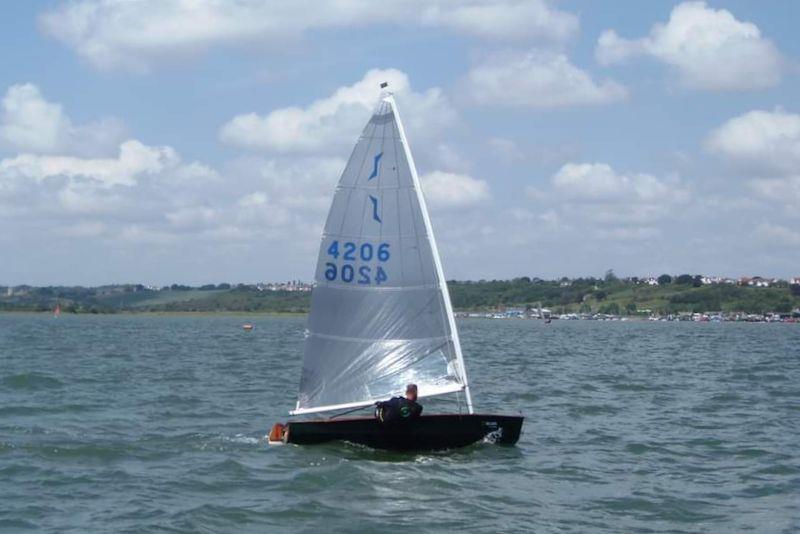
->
[[281, 414, 523, 450]]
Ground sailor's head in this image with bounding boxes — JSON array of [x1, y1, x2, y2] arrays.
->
[[405, 383, 418, 402]]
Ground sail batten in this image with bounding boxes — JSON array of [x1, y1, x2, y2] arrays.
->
[[294, 94, 472, 415]]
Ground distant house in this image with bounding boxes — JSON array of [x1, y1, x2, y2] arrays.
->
[[644, 277, 659, 286], [702, 276, 735, 285], [791, 277, 800, 285], [748, 276, 771, 288]]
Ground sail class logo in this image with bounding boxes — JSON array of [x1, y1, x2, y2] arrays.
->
[[368, 152, 383, 223], [368, 152, 383, 180], [369, 195, 381, 223]]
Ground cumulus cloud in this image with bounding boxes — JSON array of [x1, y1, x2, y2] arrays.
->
[[220, 68, 457, 153], [551, 163, 671, 202], [595, 1, 782, 91], [707, 109, 800, 214], [0, 79, 489, 283], [522, 162, 689, 237], [0, 83, 124, 156], [40, 0, 578, 71], [465, 50, 627, 108], [1, 140, 179, 188], [421, 171, 491, 209], [706, 109, 800, 174]]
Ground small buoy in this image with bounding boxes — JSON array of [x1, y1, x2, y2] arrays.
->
[[243, 324, 254, 331]]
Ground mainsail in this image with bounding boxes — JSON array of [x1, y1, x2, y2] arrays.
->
[[292, 92, 473, 415]]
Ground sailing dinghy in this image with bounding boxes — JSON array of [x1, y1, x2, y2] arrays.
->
[[270, 85, 523, 450]]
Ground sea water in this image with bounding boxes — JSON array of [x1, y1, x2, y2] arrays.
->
[[1, 314, 798, 532]]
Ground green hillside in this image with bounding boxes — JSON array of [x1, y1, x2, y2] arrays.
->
[[2, 276, 799, 315]]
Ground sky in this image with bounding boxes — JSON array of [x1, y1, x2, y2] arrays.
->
[[1, 0, 799, 286]]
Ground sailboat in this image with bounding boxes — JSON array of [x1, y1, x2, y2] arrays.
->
[[269, 85, 523, 450]]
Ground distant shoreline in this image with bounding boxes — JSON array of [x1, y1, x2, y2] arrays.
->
[[0, 310, 307, 317], [3, 278, 799, 317], [1, 310, 797, 324]]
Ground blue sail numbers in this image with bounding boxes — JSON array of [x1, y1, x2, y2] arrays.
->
[[295, 97, 465, 415]]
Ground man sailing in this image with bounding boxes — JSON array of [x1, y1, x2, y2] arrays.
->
[[375, 384, 423, 423]]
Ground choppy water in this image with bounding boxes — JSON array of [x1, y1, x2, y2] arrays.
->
[[1, 314, 798, 532]]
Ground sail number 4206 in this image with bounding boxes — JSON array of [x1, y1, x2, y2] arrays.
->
[[325, 241, 389, 285]]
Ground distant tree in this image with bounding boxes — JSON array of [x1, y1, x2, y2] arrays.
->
[[199, 284, 216, 291], [675, 274, 694, 285], [791, 284, 800, 297], [600, 302, 620, 315], [604, 269, 618, 283], [692, 275, 703, 288], [216, 283, 231, 290], [625, 302, 637, 315], [595, 290, 607, 301], [657, 274, 672, 285]]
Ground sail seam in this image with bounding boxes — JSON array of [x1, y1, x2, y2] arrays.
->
[[313, 282, 440, 291], [308, 332, 451, 343]]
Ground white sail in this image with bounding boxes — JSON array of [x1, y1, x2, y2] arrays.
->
[[292, 92, 473, 415]]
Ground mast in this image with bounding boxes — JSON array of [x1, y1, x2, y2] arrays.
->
[[385, 93, 474, 414]]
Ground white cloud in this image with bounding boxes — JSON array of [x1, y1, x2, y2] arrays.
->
[[421, 171, 491, 209], [748, 177, 800, 207], [1, 140, 179, 188], [552, 163, 671, 202], [521, 163, 689, 235], [57, 183, 126, 214], [420, 0, 577, 42], [706, 109, 800, 175], [596, 1, 782, 91], [220, 68, 456, 153], [40, 0, 578, 71], [465, 50, 627, 108], [1, 83, 125, 156], [706, 109, 800, 216]]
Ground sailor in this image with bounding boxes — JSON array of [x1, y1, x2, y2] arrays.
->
[[375, 384, 423, 423]]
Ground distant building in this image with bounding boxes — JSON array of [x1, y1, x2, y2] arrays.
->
[[791, 277, 800, 285], [256, 280, 313, 292]]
